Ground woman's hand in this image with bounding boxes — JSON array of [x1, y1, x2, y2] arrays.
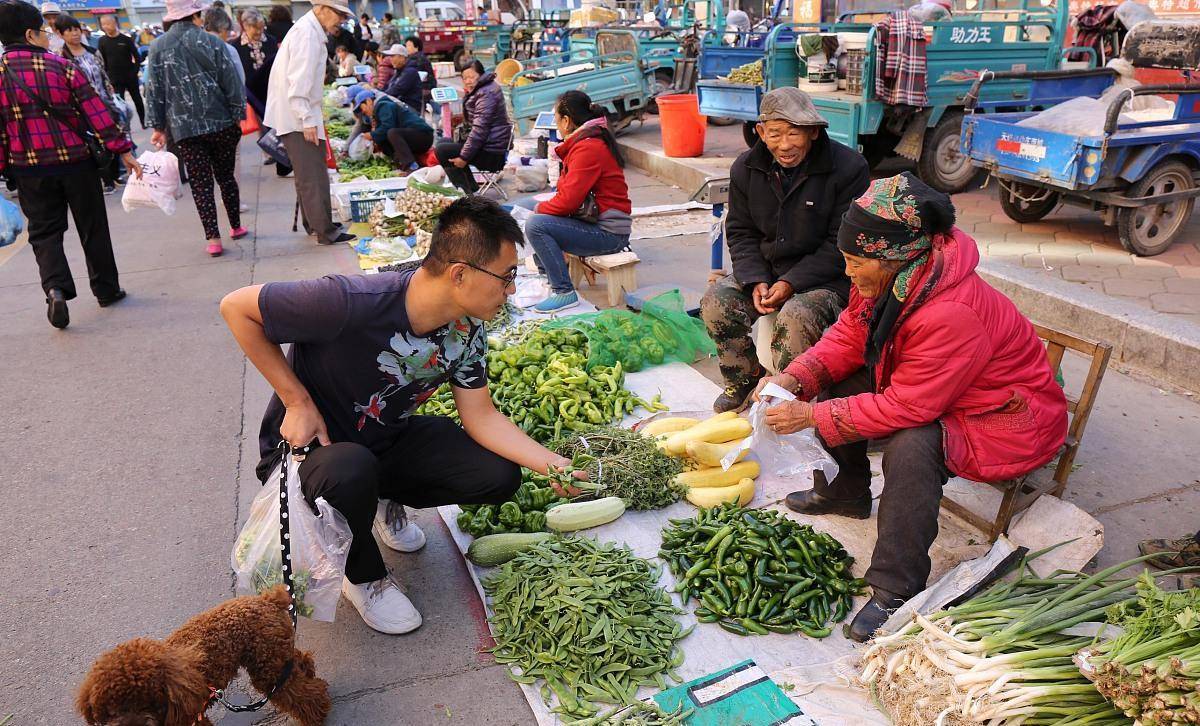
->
[[150, 129, 167, 149], [752, 372, 798, 403], [450, 156, 468, 169], [121, 152, 143, 180], [763, 399, 814, 435], [280, 397, 331, 450]]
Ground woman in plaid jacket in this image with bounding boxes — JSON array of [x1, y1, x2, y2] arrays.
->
[[0, 0, 140, 330]]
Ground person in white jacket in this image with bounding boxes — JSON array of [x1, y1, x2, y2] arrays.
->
[[264, 0, 355, 246]]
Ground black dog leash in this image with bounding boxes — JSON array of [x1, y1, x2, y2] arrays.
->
[[193, 443, 310, 722]]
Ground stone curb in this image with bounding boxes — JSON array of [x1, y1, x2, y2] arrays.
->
[[617, 137, 1200, 397]]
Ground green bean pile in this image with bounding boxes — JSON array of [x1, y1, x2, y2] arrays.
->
[[660, 503, 865, 637], [485, 536, 692, 719], [419, 327, 666, 442], [337, 157, 395, 182]]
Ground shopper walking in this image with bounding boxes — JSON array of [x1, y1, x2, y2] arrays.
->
[[265, 0, 356, 246], [53, 14, 130, 195], [97, 15, 145, 128], [234, 8, 291, 177], [0, 0, 141, 329], [144, 0, 246, 257]]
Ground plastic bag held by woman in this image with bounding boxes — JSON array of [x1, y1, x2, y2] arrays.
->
[[724, 381, 839, 481]]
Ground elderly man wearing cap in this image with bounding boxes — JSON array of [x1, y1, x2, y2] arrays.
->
[[381, 42, 422, 113], [264, 0, 357, 246], [700, 87, 870, 413], [353, 87, 433, 171]]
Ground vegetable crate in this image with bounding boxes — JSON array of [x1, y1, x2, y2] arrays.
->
[[348, 190, 390, 223]]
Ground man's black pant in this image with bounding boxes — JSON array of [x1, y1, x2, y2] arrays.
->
[[110, 76, 145, 128], [14, 166, 121, 301], [814, 369, 950, 601], [380, 127, 434, 169], [434, 140, 506, 194], [296, 416, 520, 584]]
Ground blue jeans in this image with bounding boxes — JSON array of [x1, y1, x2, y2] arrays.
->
[[523, 213, 630, 294]]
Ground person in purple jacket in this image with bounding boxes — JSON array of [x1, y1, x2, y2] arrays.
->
[[435, 60, 511, 194]]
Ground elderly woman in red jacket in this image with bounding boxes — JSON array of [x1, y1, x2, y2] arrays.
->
[[753, 172, 1067, 641], [520, 90, 632, 313]]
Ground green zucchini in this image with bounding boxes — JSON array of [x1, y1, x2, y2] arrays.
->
[[465, 532, 553, 567]]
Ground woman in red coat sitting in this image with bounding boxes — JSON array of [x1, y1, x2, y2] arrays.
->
[[753, 172, 1068, 642], [520, 90, 632, 313]]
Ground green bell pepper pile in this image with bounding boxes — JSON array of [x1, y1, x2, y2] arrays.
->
[[455, 469, 572, 536]]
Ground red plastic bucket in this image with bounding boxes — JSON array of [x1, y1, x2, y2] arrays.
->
[[657, 94, 707, 158]]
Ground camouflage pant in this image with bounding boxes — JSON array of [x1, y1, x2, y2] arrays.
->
[[700, 275, 845, 390]]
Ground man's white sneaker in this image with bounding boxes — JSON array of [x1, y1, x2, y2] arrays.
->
[[342, 576, 422, 634], [374, 500, 426, 552]]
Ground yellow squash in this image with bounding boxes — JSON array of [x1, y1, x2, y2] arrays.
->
[[662, 414, 752, 456], [673, 460, 760, 489], [640, 417, 699, 437], [686, 478, 756, 508], [685, 439, 749, 467]]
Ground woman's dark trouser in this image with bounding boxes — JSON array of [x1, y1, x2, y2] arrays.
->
[[296, 416, 521, 584], [176, 125, 242, 240], [380, 127, 434, 169], [434, 140, 507, 194], [14, 166, 121, 301], [814, 368, 951, 601]]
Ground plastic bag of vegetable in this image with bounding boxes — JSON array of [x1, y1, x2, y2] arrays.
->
[[542, 289, 716, 372], [347, 134, 373, 161], [723, 381, 838, 481], [231, 452, 352, 621], [0, 195, 24, 248], [120, 150, 181, 216]]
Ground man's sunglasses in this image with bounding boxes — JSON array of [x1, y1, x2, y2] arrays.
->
[[451, 260, 518, 287]]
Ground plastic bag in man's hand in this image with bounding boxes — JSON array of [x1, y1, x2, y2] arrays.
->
[[722, 382, 839, 481], [0, 196, 24, 248]]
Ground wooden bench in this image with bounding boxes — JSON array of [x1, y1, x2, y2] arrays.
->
[[567, 251, 641, 307], [940, 323, 1113, 542]]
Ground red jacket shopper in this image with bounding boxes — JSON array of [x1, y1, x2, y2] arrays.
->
[[786, 227, 1067, 483]]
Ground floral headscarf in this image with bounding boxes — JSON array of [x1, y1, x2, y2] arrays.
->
[[836, 172, 956, 366]]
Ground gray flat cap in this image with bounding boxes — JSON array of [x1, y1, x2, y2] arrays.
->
[[758, 87, 828, 127]]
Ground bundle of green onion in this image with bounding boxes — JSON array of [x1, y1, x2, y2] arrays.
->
[[1080, 573, 1200, 724], [860, 552, 1178, 725]]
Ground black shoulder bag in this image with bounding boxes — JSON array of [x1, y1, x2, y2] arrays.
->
[[2, 61, 115, 169]]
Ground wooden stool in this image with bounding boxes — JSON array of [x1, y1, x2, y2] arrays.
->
[[567, 251, 640, 307]]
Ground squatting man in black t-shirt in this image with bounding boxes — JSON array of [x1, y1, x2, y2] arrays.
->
[[220, 197, 585, 634]]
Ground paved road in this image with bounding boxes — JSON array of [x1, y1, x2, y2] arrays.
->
[[1, 135, 1198, 724]]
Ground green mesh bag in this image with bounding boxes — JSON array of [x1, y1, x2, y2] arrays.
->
[[543, 290, 716, 372]]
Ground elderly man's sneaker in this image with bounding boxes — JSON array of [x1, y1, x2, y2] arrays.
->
[[1139, 534, 1200, 569], [342, 575, 422, 634], [374, 501, 426, 553], [713, 379, 758, 413]]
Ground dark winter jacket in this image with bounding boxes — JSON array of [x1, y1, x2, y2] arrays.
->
[[726, 130, 870, 302], [460, 71, 511, 160], [144, 22, 245, 142], [409, 50, 436, 91], [370, 95, 433, 146], [383, 62, 422, 112]]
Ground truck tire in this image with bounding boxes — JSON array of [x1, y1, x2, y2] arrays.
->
[[917, 113, 977, 194], [1117, 159, 1195, 256], [742, 121, 758, 148], [646, 69, 674, 115], [998, 180, 1060, 223]]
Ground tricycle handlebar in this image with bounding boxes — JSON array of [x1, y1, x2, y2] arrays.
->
[[1103, 83, 1200, 135], [963, 67, 1119, 111]]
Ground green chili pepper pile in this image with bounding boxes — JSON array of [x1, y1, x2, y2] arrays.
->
[[485, 536, 692, 719], [455, 468, 571, 536], [419, 327, 667, 443], [337, 157, 396, 182], [566, 701, 693, 726], [325, 119, 351, 140], [548, 426, 685, 510], [660, 503, 865, 637]]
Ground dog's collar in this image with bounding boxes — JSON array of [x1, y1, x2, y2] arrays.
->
[[192, 658, 296, 721]]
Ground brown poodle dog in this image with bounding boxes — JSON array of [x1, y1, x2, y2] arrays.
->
[[76, 586, 330, 726]]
